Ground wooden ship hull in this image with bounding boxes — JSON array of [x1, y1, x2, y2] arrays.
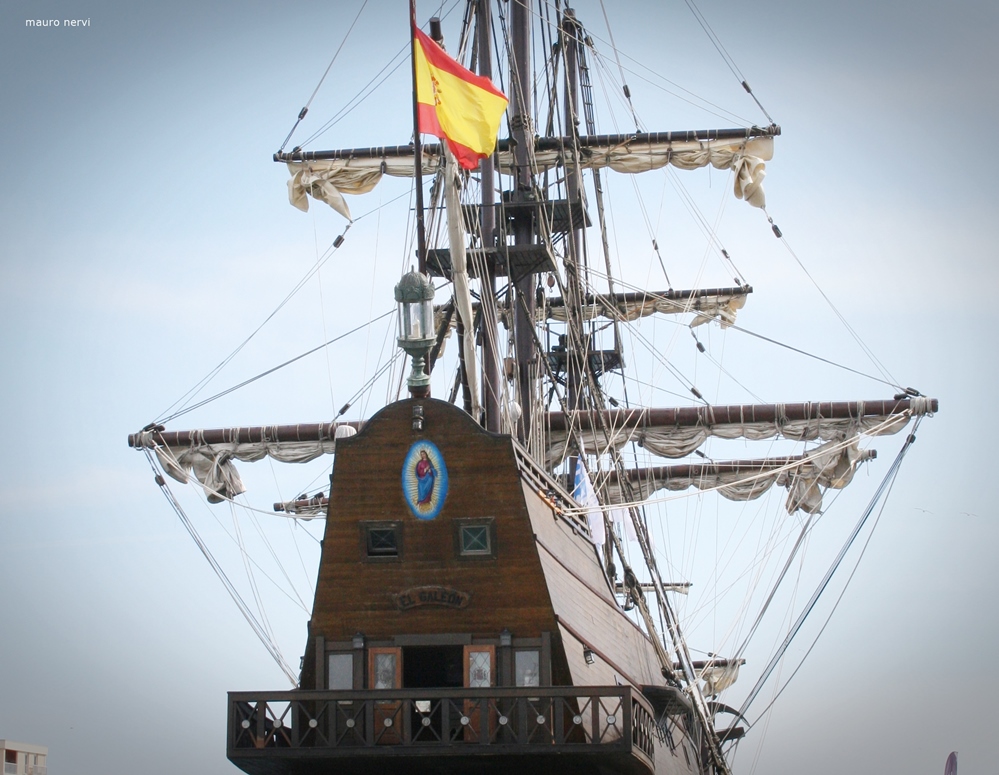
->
[[227, 398, 701, 775]]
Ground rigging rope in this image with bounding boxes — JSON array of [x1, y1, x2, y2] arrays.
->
[[579, 14, 750, 126], [156, 224, 353, 424], [142, 449, 298, 686], [148, 446, 316, 608], [765, 214, 903, 392], [744, 457, 902, 730], [678, 0, 775, 124], [725, 320, 901, 390], [596, 0, 640, 132], [735, 418, 922, 718], [278, 0, 372, 153], [157, 309, 393, 425]]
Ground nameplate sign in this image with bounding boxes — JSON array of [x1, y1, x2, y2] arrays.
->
[[392, 586, 471, 611]]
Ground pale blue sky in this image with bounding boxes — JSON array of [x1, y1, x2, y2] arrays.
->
[[1, 1, 995, 773]]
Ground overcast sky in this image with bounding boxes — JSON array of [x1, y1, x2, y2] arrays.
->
[[1, 0, 996, 774]]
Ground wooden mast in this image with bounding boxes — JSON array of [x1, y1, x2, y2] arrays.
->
[[477, 0, 502, 432], [409, 0, 428, 274], [510, 0, 534, 444]]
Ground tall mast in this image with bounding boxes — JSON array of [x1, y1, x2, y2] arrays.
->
[[477, 0, 502, 432], [409, 0, 428, 274], [561, 8, 585, 416], [510, 0, 534, 443]]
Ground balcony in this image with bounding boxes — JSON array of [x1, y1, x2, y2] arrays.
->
[[4, 764, 15, 775], [228, 685, 656, 775]]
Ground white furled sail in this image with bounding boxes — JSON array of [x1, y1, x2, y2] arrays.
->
[[545, 398, 935, 468], [284, 133, 774, 220], [543, 290, 749, 329], [599, 440, 874, 515], [131, 423, 359, 501]]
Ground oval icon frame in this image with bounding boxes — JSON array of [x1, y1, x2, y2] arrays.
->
[[402, 440, 448, 520]]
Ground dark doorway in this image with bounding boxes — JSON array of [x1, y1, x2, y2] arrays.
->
[[403, 645, 464, 688]]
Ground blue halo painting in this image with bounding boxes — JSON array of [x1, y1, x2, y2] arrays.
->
[[402, 440, 448, 520]]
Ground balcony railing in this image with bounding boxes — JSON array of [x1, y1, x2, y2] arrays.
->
[[228, 685, 655, 771], [4, 763, 16, 775]]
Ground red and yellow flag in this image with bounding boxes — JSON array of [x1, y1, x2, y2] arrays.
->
[[413, 26, 508, 170]]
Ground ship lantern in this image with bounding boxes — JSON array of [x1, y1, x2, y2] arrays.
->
[[394, 269, 436, 396]]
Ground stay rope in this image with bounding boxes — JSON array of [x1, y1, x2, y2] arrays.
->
[[142, 448, 299, 686], [735, 418, 923, 719]]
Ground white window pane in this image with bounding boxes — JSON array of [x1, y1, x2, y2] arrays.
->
[[328, 653, 353, 690], [374, 653, 397, 689], [468, 650, 492, 687], [515, 650, 540, 687]]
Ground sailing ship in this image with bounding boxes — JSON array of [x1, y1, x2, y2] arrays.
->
[[127, 2, 937, 774]]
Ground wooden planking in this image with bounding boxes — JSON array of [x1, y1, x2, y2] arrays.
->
[[307, 399, 560, 665], [522, 480, 663, 688], [300, 397, 667, 702], [538, 549, 662, 688], [523, 480, 615, 604]]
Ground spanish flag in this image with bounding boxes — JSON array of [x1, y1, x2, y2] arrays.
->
[[413, 26, 508, 170]]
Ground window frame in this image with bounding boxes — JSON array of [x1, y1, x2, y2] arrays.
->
[[360, 520, 403, 562], [453, 517, 497, 559]]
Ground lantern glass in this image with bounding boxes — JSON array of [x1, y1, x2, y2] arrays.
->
[[399, 298, 434, 342]]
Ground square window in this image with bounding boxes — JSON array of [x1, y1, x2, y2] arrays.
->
[[454, 518, 496, 559], [361, 522, 402, 560], [368, 528, 397, 555], [461, 526, 490, 554]]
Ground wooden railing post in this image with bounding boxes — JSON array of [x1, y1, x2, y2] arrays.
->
[[622, 686, 632, 751], [364, 699, 375, 746], [255, 701, 266, 747]]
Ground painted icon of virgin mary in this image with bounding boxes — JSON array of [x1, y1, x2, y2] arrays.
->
[[402, 441, 448, 520], [416, 449, 436, 505]]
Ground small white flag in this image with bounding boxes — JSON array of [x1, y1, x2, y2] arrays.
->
[[573, 458, 606, 545], [610, 507, 637, 541]]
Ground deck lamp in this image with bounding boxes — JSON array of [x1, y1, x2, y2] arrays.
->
[[395, 270, 436, 397]]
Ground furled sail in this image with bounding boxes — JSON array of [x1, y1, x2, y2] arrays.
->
[[595, 440, 875, 514], [278, 128, 778, 220], [542, 287, 751, 329], [545, 398, 936, 469], [129, 423, 360, 502], [434, 287, 752, 342]]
